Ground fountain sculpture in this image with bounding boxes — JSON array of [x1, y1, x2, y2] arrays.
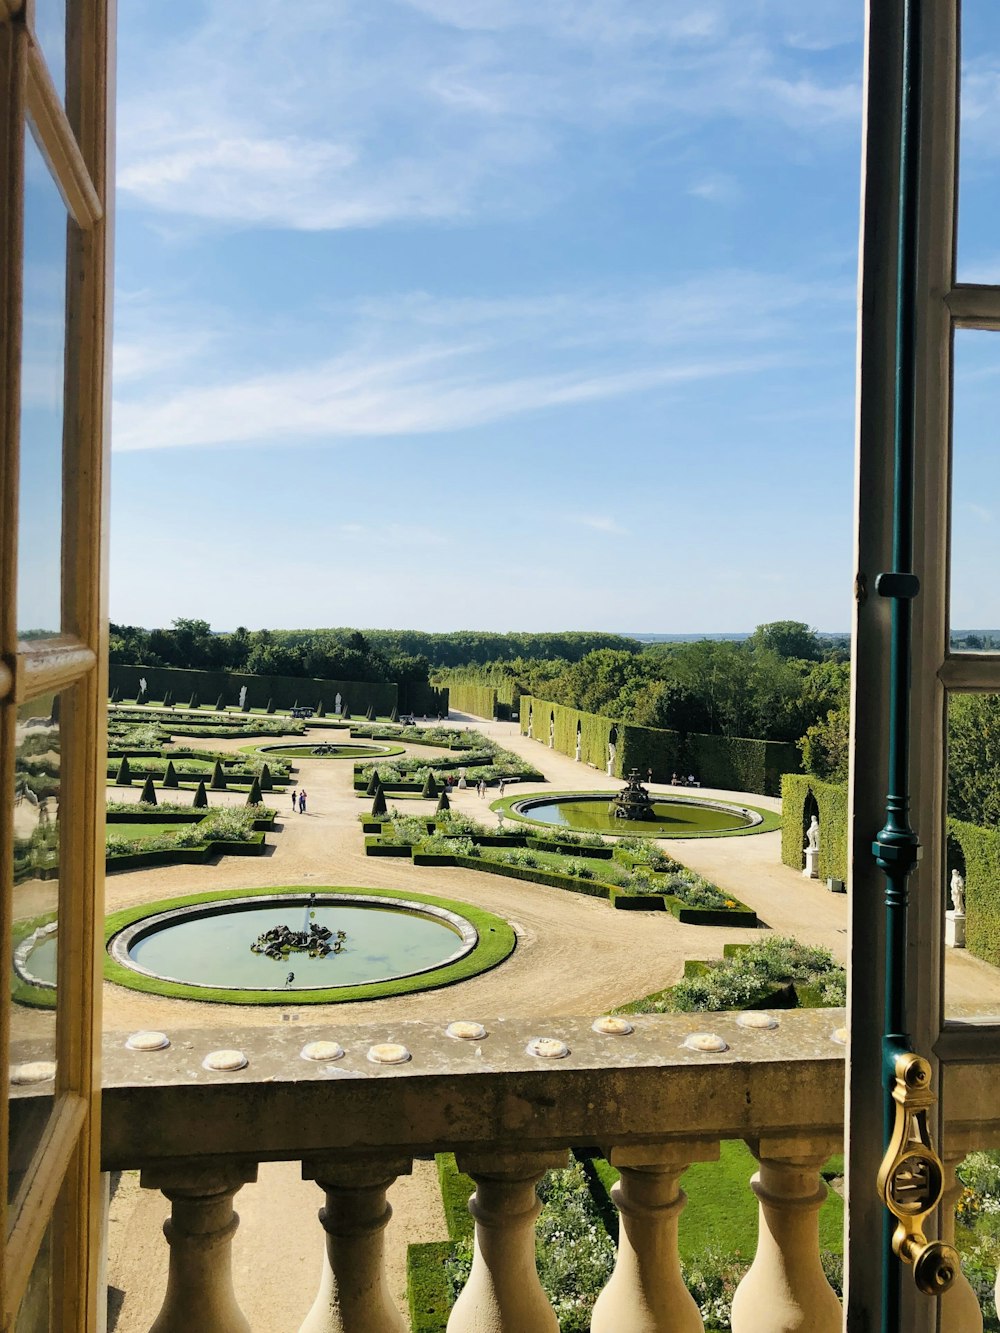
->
[[250, 922, 346, 960], [610, 769, 656, 821]]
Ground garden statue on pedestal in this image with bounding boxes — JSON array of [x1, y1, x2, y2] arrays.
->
[[945, 868, 967, 949], [548, 715, 555, 748], [606, 740, 616, 776], [239, 685, 248, 712], [335, 692, 342, 715], [802, 816, 820, 879]]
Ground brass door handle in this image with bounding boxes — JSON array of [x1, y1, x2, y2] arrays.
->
[[876, 1052, 958, 1296]]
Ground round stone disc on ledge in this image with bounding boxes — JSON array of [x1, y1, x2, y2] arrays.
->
[[592, 1016, 634, 1036], [10, 1061, 56, 1085], [202, 1049, 248, 1072], [831, 1027, 849, 1046], [126, 1030, 170, 1051], [736, 1012, 779, 1030], [368, 1042, 411, 1065], [683, 1032, 729, 1053], [526, 1036, 569, 1059], [301, 1040, 345, 1063], [446, 1021, 487, 1041]]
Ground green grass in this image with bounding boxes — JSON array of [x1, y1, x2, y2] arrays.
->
[[105, 821, 181, 843], [489, 790, 782, 839], [101, 885, 516, 1005], [587, 1140, 843, 1259]]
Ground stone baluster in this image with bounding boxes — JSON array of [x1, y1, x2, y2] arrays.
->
[[447, 1149, 569, 1333], [940, 1153, 984, 1332], [299, 1154, 411, 1333], [142, 1159, 258, 1333], [730, 1135, 842, 1333], [591, 1139, 718, 1333]]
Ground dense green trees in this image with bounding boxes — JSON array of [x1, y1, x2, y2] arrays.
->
[[949, 694, 1000, 826]]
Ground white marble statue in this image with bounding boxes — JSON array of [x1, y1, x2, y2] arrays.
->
[[138, 676, 147, 697], [606, 741, 616, 776], [335, 692, 342, 714], [575, 736, 582, 762], [805, 815, 820, 853], [239, 685, 248, 711], [548, 716, 555, 748], [950, 868, 966, 915]]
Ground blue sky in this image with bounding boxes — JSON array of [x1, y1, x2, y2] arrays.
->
[[103, 1, 1000, 634]]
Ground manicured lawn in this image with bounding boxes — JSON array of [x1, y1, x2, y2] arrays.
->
[[105, 822, 182, 843]]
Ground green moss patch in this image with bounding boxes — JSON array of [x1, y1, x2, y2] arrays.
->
[[102, 885, 515, 1005]]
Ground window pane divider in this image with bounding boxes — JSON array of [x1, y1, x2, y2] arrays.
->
[[25, 43, 99, 228], [937, 654, 1000, 691], [945, 283, 1000, 330], [15, 636, 95, 701]]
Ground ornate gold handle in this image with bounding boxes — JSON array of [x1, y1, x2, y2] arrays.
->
[[876, 1052, 958, 1296]]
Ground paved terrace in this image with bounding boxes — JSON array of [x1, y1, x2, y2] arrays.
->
[[102, 709, 999, 1329]]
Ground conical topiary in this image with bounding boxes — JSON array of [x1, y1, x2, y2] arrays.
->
[[215, 693, 226, 711], [210, 759, 227, 790], [365, 703, 375, 721], [189, 693, 199, 709], [109, 686, 119, 703], [192, 780, 208, 809], [315, 699, 325, 718], [139, 775, 157, 805], [258, 763, 273, 792], [389, 704, 399, 723], [291, 699, 299, 711], [162, 760, 179, 788], [366, 769, 382, 796], [421, 771, 438, 798], [163, 690, 172, 707], [371, 786, 388, 818], [115, 756, 132, 785], [436, 789, 450, 813], [341, 704, 351, 721], [266, 697, 275, 714], [246, 777, 262, 806]]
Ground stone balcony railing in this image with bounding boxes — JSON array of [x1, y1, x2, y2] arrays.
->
[[96, 1007, 980, 1333]]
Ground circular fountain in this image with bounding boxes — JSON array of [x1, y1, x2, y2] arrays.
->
[[104, 888, 515, 1003], [502, 787, 767, 838], [256, 741, 405, 760]]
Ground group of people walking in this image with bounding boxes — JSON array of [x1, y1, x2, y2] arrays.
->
[[290, 788, 308, 813]]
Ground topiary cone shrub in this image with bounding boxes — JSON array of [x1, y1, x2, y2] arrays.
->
[[115, 756, 132, 785], [365, 703, 375, 721], [291, 699, 299, 711], [316, 700, 325, 718], [210, 760, 227, 790], [371, 787, 388, 817], [139, 776, 157, 805], [192, 780, 208, 809], [215, 694, 226, 711], [389, 705, 399, 723], [341, 705, 351, 721], [189, 693, 199, 709], [162, 760, 179, 788], [366, 770, 382, 796], [266, 697, 275, 714], [436, 790, 450, 813], [421, 771, 438, 798], [246, 777, 262, 806], [109, 687, 119, 703], [163, 690, 172, 707], [259, 764, 273, 792]]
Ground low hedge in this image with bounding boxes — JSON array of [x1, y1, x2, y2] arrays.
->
[[106, 831, 267, 871], [407, 1244, 455, 1333], [780, 775, 848, 883]]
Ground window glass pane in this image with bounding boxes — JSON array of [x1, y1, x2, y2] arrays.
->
[[9, 696, 60, 1210], [945, 692, 1000, 1019], [949, 331, 1000, 649], [14, 1224, 53, 1333], [32, 0, 66, 102], [18, 126, 67, 642], [957, 0, 1000, 281]]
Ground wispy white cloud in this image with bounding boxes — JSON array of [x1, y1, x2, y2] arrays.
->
[[115, 0, 861, 232], [687, 172, 742, 205], [571, 515, 629, 536]]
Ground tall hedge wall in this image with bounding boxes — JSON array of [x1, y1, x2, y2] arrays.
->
[[948, 818, 1000, 969], [447, 682, 499, 720], [518, 696, 798, 796], [780, 775, 848, 883], [109, 664, 397, 715], [400, 684, 448, 716]]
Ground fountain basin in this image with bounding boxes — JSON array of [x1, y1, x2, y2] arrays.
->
[[257, 741, 405, 759], [502, 792, 767, 838]]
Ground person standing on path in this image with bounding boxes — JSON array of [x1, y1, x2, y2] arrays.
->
[[290, 789, 297, 811], [299, 789, 307, 814]]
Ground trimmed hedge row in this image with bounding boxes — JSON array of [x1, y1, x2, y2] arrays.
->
[[109, 663, 397, 715], [519, 696, 798, 796], [446, 682, 499, 720], [105, 831, 267, 871], [780, 775, 848, 883], [948, 818, 1000, 969]]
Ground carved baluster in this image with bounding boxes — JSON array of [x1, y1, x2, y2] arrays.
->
[[299, 1155, 411, 1333], [447, 1149, 568, 1333], [143, 1160, 257, 1333], [591, 1140, 717, 1333], [940, 1153, 984, 1332], [730, 1136, 841, 1333]]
